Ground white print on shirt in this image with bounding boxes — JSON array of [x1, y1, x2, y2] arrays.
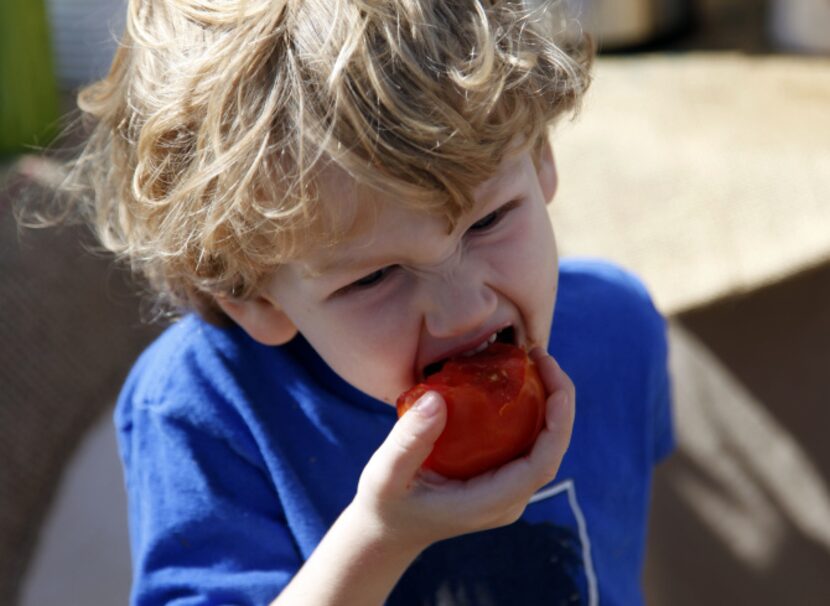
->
[[389, 478, 597, 605], [529, 479, 599, 606]]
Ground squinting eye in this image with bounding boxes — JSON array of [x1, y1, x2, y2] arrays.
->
[[469, 211, 500, 231], [467, 200, 519, 234], [349, 266, 396, 290]]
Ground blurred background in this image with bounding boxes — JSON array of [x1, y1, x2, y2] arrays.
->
[[1, 0, 829, 604]]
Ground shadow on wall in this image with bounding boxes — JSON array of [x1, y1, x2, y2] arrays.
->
[[646, 276, 830, 605]]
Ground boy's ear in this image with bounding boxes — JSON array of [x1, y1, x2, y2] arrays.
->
[[215, 295, 298, 346], [537, 139, 559, 205]]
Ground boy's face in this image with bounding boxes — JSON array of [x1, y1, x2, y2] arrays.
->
[[224, 145, 559, 405]]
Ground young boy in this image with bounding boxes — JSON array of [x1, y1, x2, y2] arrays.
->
[[62, 1, 673, 603]]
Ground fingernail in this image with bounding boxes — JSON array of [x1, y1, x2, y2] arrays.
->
[[414, 392, 440, 417]]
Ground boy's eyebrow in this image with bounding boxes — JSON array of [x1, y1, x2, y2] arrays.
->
[[302, 163, 523, 279], [301, 250, 398, 279], [474, 163, 519, 203]]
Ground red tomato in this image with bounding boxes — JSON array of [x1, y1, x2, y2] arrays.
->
[[396, 343, 546, 479]]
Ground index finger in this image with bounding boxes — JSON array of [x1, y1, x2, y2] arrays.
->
[[529, 347, 573, 398]]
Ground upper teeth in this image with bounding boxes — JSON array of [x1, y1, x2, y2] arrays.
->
[[461, 331, 498, 357]]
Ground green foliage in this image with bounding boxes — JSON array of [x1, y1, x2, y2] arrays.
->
[[0, 0, 60, 155]]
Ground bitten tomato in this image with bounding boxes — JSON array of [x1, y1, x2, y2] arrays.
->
[[396, 342, 546, 479]]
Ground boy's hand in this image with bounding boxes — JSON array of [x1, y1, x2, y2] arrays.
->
[[274, 350, 574, 605], [353, 348, 575, 553]]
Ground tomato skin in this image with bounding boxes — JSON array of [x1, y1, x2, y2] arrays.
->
[[396, 343, 546, 480]]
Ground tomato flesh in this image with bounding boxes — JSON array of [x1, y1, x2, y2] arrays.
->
[[396, 342, 546, 479]]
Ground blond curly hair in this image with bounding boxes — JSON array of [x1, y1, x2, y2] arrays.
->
[[57, 0, 591, 321]]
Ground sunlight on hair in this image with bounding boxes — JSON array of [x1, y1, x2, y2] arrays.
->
[[35, 0, 591, 321]]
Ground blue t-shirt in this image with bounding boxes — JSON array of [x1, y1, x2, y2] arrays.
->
[[116, 258, 674, 606]]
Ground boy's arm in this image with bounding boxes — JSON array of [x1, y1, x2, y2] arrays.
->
[[271, 349, 575, 606], [270, 500, 423, 606]]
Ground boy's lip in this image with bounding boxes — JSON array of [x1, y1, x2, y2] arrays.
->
[[417, 322, 519, 380]]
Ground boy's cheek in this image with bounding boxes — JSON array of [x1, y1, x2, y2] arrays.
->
[[302, 325, 417, 404]]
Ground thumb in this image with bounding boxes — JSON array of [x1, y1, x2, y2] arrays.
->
[[362, 391, 447, 497]]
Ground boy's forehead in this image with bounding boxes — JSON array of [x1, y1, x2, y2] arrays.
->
[[299, 150, 529, 277], [291, 166, 394, 276], [296, 198, 443, 278], [311, 166, 393, 245]]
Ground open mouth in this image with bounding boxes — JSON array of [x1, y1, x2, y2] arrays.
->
[[423, 326, 516, 378]]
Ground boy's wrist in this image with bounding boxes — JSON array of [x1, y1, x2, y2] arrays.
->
[[341, 497, 432, 562], [274, 500, 426, 606]]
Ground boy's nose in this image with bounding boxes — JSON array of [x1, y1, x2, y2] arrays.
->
[[423, 275, 498, 339]]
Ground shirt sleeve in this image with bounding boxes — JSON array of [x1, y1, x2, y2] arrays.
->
[[647, 308, 675, 464], [117, 395, 300, 605]]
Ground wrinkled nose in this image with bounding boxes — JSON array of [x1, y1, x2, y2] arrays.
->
[[423, 273, 497, 338]]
